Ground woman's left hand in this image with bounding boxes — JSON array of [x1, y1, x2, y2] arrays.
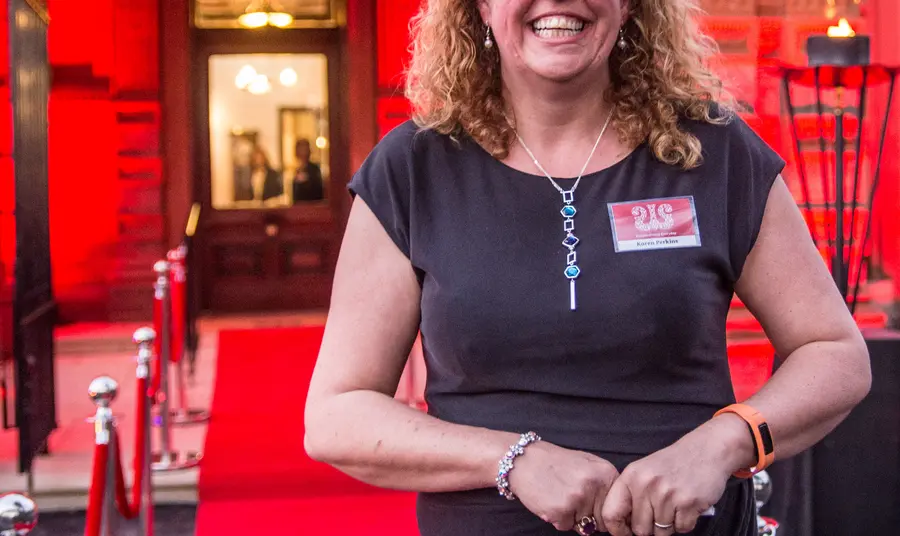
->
[[601, 415, 755, 536]]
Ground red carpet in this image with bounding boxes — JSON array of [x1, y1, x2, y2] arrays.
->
[[195, 326, 419, 536], [195, 326, 774, 535]]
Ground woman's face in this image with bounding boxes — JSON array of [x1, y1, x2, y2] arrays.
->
[[479, 0, 626, 83]]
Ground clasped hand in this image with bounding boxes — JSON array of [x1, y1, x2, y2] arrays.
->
[[509, 426, 738, 535]]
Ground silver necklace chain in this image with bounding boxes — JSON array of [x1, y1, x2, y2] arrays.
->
[[510, 108, 615, 311], [512, 109, 614, 194]]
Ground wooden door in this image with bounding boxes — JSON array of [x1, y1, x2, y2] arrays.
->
[[194, 30, 349, 312]]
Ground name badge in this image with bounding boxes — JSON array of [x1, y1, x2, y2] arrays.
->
[[607, 196, 701, 252]]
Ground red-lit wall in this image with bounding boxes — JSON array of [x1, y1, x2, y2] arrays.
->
[[46, 0, 163, 321]]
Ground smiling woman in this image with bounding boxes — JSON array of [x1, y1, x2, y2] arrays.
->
[[304, 1, 872, 536]]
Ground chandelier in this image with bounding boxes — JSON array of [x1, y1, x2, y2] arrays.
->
[[238, 0, 294, 29]]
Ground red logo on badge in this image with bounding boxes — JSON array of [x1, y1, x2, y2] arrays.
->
[[607, 196, 701, 252]]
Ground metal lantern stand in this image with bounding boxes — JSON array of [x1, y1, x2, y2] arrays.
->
[[780, 64, 899, 311]]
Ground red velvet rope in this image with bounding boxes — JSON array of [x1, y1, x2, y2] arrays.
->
[[169, 259, 186, 365], [131, 376, 148, 514], [113, 430, 137, 520], [84, 441, 108, 536], [112, 374, 151, 520]]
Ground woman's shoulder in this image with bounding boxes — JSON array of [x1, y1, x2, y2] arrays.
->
[[680, 103, 760, 148], [370, 120, 461, 163]]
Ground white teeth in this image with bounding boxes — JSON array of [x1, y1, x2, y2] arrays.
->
[[532, 16, 585, 31], [534, 28, 580, 39]]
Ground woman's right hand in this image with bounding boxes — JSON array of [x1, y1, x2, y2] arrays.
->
[[508, 442, 620, 532]]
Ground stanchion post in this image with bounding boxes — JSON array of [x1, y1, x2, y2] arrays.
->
[[754, 470, 778, 536], [166, 248, 209, 426], [0, 493, 37, 535], [133, 328, 156, 536], [88, 376, 120, 536], [150, 261, 200, 473], [152, 261, 175, 467]]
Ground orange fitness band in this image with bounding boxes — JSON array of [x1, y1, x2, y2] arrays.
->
[[714, 403, 775, 478]]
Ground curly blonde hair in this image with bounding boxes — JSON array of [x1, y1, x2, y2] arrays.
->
[[405, 0, 734, 169]]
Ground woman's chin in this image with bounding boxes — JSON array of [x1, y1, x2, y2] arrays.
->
[[525, 61, 592, 84]]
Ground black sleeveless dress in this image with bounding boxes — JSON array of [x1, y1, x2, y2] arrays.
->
[[348, 112, 785, 536]]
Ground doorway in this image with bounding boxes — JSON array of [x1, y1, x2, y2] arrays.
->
[[194, 31, 348, 312]]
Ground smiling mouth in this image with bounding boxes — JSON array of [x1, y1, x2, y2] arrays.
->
[[531, 15, 587, 39]]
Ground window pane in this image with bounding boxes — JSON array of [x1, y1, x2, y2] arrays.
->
[[209, 53, 329, 210]]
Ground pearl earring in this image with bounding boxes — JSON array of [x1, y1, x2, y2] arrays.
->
[[485, 26, 494, 49], [617, 28, 627, 50]]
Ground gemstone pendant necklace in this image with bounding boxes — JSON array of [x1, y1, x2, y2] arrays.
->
[[512, 109, 614, 311]]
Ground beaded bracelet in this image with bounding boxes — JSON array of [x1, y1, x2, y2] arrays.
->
[[496, 431, 542, 500]]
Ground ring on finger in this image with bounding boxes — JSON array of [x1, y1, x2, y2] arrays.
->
[[574, 515, 598, 535], [654, 521, 675, 530]]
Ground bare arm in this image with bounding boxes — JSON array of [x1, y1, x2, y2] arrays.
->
[[717, 176, 872, 469], [601, 176, 872, 535], [303, 197, 518, 492]]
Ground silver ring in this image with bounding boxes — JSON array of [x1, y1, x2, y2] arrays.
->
[[654, 521, 675, 529]]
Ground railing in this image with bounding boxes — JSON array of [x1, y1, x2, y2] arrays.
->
[[183, 202, 201, 377], [84, 330, 155, 536], [85, 223, 210, 533]]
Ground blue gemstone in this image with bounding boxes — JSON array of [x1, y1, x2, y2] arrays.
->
[[560, 205, 577, 218], [565, 265, 581, 279], [562, 234, 579, 248]]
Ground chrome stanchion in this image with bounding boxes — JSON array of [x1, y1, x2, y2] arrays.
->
[[151, 262, 201, 472], [88, 376, 120, 536], [133, 328, 155, 535], [166, 248, 209, 426], [0, 493, 37, 535]]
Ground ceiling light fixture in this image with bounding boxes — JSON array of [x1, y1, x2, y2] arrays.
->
[[279, 68, 298, 87], [238, 1, 294, 29], [235, 65, 258, 89], [246, 74, 272, 95]]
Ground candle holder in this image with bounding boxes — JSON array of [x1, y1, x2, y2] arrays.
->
[[807, 19, 870, 67], [807, 34, 870, 67]]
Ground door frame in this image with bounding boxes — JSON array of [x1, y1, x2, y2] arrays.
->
[[191, 28, 350, 311]]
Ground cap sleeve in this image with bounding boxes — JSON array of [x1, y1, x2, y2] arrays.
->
[[347, 121, 418, 259], [727, 116, 787, 280]]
